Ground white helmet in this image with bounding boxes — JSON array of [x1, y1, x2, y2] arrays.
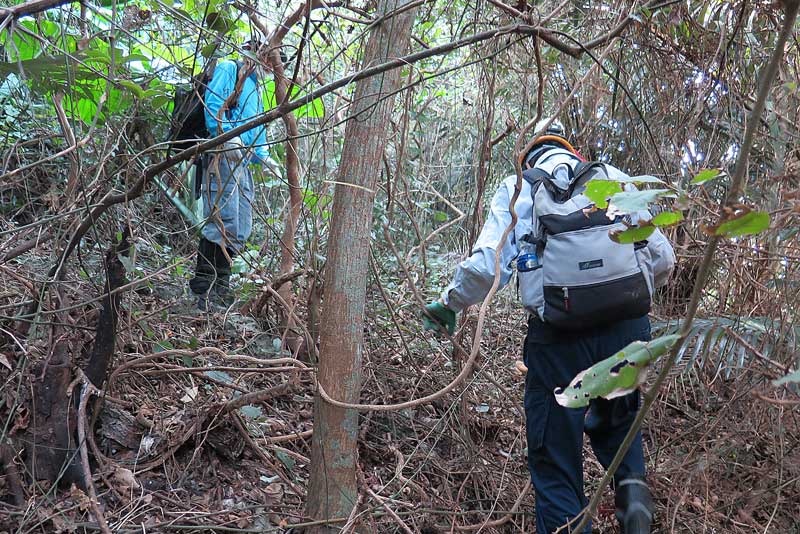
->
[[533, 117, 566, 137], [521, 117, 575, 168]]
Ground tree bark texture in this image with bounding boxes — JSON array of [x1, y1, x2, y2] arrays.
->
[[84, 235, 128, 388], [305, 0, 417, 528], [269, 36, 304, 357], [23, 236, 127, 487], [26, 339, 80, 485]]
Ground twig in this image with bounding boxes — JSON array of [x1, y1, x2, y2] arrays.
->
[[453, 480, 531, 531], [218, 381, 295, 414], [77, 375, 112, 534], [0, 445, 25, 506], [230, 413, 305, 496], [265, 428, 313, 443], [753, 392, 800, 406], [368, 487, 415, 534]]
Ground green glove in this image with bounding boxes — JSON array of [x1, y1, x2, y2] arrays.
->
[[423, 301, 456, 335]]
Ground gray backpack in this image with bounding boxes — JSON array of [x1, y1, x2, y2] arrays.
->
[[521, 161, 653, 330]]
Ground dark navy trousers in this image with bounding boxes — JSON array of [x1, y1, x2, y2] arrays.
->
[[523, 316, 651, 533]]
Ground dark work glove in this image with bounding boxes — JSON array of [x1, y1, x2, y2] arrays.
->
[[423, 301, 456, 335]]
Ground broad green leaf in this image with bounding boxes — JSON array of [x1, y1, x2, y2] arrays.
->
[[118, 79, 145, 99], [297, 95, 325, 119], [239, 405, 263, 419], [555, 335, 681, 408], [584, 180, 623, 209], [618, 175, 665, 184], [275, 449, 296, 470], [691, 168, 722, 185], [201, 43, 220, 59], [714, 210, 770, 237], [652, 210, 684, 227], [263, 80, 325, 119], [773, 369, 800, 386], [154, 340, 174, 352], [609, 224, 656, 244], [608, 189, 674, 214], [434, 210, 448, 223], [150, 95, 172, 110], [1, 22, 42, 61], [204, 370, 236, 386]]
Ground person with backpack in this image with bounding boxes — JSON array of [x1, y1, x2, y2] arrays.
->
[[183, 40, 270, 310], [423, 119, 675, 534]]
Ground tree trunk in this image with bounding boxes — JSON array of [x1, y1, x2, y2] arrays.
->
[[24, 235, 127, 487], [305, 0, 416, 528], [269, 32, 304, 358]]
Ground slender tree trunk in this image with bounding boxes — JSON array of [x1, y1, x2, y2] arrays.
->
[[306, 0, 416, 528], [24, 235, 128, 486], [269, 43, 304, 356]]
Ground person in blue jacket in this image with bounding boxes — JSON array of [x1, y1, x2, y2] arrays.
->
[[423, 119, 676, 534], [189, 40, 270, 310]]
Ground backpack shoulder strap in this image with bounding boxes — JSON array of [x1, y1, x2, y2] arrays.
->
[[570, 161, 609, 195], [522, 167, 550, 187], [197, 58, 218, 86]]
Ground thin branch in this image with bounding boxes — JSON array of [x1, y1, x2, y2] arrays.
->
[[0, 0, 72, 19], [76, 376, 112, 534]]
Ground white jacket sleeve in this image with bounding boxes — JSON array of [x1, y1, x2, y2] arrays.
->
[[619, 179, 677, 289], [647, 228, 676, 287], [441, 182, 519, 313]]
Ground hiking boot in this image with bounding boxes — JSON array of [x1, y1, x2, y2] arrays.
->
[[189, 238, 219, 295], [189, 238, 235, 311], [196, 275, 234, 311], [196, 288, 233, 311], [615, 475, 653, 534]]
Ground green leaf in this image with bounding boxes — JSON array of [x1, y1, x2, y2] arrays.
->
[[584, 180, 623, 209], [773, 369, 800, 387], [201, 42, 220, 58], [608, 189, 674, 214], [555, 335, 681, 408], [154, 340, 174, 353], [118, 79, 145, 99], [652, 210, 684, 227], [275, 449, 296, 470], [239, 405, 263, 419], [433, 210, 448, 223], [263, 80, 325, 119], [609, 224, 656, 244], [618, 175, 664, 184], [204, 370, 236, 386], [150, 95, 172, 110], [691, 168, 722, 185], [714, 210, 770, 237], [296, 96, 325, 119]]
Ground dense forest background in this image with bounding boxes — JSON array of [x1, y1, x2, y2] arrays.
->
[[0, 0, 798, 532]]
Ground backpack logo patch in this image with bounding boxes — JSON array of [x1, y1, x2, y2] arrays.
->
[[578, 259, 604, 270]]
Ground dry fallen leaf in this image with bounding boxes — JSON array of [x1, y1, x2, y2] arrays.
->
[[180, 385, 199, 403], [114, 467, 141, 491]]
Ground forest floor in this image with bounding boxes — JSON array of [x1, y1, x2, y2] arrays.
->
[[1, 224, 798, 533]]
